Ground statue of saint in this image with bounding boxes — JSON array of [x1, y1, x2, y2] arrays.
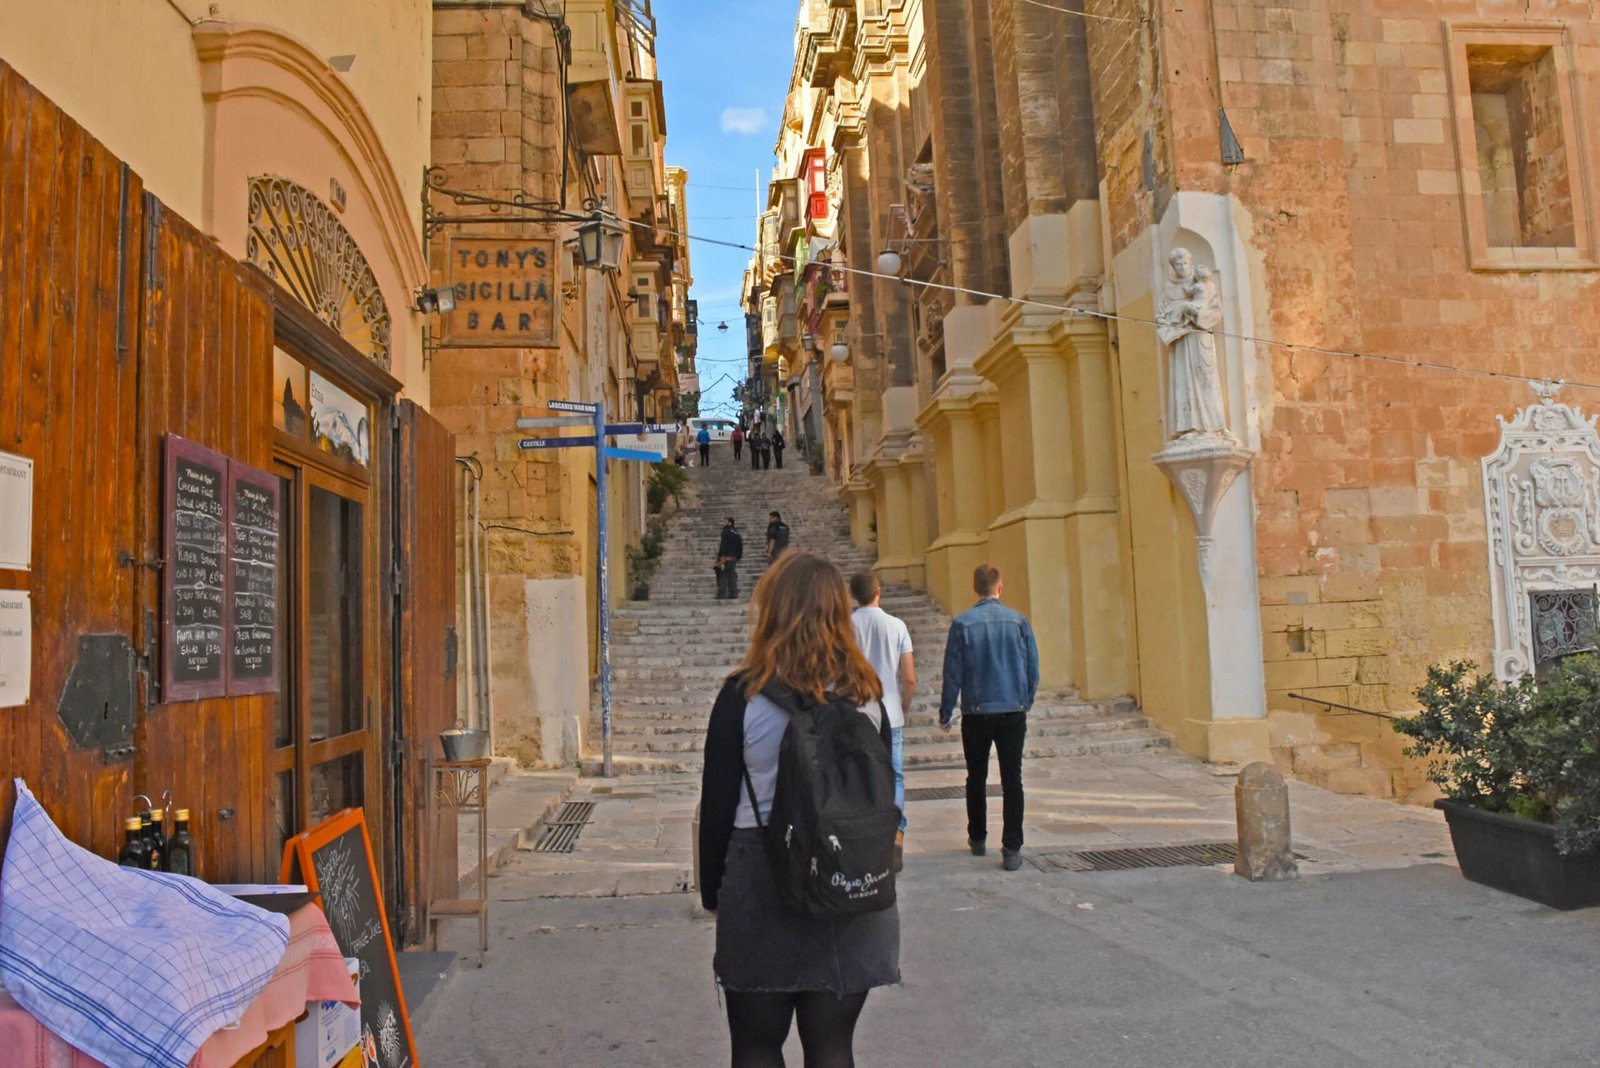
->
[[1156, 247, 1229, 438]]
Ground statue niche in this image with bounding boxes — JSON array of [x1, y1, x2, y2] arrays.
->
[[1156, 247, 1229, 440]]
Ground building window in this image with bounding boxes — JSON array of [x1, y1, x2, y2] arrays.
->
[[630, 122, 648, 156], [1447, 24, 1593, 269]]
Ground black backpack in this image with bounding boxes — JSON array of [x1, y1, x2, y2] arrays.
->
[[743, 682, 900, 918]]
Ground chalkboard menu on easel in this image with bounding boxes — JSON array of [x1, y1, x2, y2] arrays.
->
[[228, 462, 279, 695], [284, 809, 418, 1068], [163, 436, 228, 700]]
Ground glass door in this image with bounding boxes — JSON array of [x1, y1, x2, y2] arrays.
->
[[270, 461, 375, 868]]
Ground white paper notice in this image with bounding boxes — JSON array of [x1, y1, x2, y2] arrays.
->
[[0, 451, 32, 570], [0, 590, 30, 709]]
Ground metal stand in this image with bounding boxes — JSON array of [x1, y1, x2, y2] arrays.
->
[[425, 757, 491, 966]]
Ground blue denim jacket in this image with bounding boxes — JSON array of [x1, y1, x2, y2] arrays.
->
[[938, 598, 1040, 725]]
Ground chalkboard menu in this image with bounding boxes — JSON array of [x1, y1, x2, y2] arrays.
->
[[228, 462, 280, 695], [163, 437, 228, 700], [286, 809, 417, 1068]]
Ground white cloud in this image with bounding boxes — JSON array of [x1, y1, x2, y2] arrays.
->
[[720, 107, 769, 135]]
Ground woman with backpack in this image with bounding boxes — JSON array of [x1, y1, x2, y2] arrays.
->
[[699, 551, 901, 1068]]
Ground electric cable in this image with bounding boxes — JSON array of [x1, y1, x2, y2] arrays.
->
[[653, 217, 1600, 394]]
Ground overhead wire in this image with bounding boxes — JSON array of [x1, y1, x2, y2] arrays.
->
[[650, 215, 1600, 395]]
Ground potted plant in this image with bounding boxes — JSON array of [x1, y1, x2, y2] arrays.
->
[[806, 439, 825, 476], [626, 545, 659, 601], [1393, 658, 1600, 909]]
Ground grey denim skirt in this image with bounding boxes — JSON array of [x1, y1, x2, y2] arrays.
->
[[714, 828, 901, 995]]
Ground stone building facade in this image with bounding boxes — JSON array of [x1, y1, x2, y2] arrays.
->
[[758, 0, 1600, 799], [429, 0, 690, 767]]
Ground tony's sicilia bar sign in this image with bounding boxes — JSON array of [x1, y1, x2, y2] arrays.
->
[[442, 236, 558, 347]]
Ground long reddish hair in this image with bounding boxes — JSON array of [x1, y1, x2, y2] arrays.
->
[[737, 551, 884, 706]]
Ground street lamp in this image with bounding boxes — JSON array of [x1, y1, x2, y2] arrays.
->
[[876, 248, 903, 276], [577, 212, 627, 272], [830, 341, 849, 363]]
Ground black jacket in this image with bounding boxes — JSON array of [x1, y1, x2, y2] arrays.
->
[[771, 432, 785, 450], [697, 676, 891, 911], [717, 527, 743, 561], [766, 520, 790, 553]]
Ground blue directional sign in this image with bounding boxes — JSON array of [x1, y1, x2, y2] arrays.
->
[[548, 399, 599, 413], [604, 423, 678, 435], [519, 436, 597, 450], [603, 446, 665, 463]]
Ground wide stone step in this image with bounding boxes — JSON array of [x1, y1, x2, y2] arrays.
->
[[608, 715, 1153, 753], [581, 730, 1170, 776]]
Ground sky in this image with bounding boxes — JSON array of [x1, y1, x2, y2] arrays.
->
[[652, 0, 797, 421]]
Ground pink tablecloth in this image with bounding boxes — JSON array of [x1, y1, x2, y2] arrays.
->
[[0, 903, 360, 1068]]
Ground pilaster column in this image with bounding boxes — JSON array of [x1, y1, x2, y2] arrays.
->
[[1053, 317, 1133, 698], [918, 386, 992, 612]]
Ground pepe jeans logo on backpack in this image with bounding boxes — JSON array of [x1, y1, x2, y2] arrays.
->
[[830, 868, 891, 900]]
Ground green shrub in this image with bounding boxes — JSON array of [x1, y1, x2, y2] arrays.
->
[[646, 462, 688, 514], [1394, 656, 1600, 854]]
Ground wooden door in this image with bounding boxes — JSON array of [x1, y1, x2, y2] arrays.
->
[[0, 61, 145, 854], [396, 399, 457, 942], [137, 199, 277, 880]]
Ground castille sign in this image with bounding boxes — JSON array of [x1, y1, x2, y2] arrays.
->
[[442, 236, 558, 347]]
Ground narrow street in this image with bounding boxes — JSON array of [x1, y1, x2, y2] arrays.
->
[[417, 452, 1600, 1066]]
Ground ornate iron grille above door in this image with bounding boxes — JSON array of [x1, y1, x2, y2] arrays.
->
[[246, 176, 391, 369], [1530, 588, 1599, 674]]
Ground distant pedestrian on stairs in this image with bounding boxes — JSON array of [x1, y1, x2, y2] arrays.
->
[[732, 425, 745, 461], [764, 511, 790, 563], [850, 571, 914, 872], [749, 427, 762, 471], [758, 429, 772, 470], [939, 564, 1039, 872], [771, 428, 785, 469], [715, 517, 743, 600], [698, 425, 712, 467]]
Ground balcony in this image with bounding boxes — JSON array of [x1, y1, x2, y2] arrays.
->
[[801, 3, 856, 88]]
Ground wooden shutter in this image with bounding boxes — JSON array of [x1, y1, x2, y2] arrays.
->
[[396, 399, 458, 941]]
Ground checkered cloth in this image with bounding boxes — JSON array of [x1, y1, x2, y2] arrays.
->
[[0, 780, 289, 1068]]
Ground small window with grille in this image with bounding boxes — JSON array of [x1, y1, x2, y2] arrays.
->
[[1530, 588, 1599, 675]]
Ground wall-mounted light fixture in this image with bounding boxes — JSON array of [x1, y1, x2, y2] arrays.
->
[[413, 285, 456, 315], [576, 212, 627, 272], [876, 238, 947, 279]]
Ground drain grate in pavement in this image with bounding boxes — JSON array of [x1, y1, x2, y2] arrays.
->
[[530, 801, 597, 853], [906, 784, 1001, 802], [1033, 841, 1238, 872]]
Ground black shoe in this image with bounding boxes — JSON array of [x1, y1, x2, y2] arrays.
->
[[1002, 849, 1023, 872], [968, 838, 986, 857]]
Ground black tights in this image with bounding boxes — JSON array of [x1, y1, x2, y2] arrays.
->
[[724, 990, 869, 1068]]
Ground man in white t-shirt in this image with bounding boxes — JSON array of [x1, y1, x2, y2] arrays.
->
[[850, 571, 915, 871]]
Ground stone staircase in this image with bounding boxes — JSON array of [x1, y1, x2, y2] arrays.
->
[[581, 443, 1168, 775]]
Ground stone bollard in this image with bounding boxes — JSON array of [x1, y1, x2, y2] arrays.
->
[[1234, 762, 1298, 882]]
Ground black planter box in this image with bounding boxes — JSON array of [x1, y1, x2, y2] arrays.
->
[[1436, 799, 1600, 910]]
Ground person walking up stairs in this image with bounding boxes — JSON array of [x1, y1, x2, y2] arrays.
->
[[586, 458, 1169, 776]]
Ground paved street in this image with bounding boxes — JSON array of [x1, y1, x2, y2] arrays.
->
[[417, 751, 1600, 1066]]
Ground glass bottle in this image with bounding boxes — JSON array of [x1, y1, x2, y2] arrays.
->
[[166, 809, 195, 877], [145, 807, 166, 871], [118, 817, 151, 869]]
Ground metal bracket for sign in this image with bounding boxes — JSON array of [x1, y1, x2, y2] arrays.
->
[[422, 166, 601, 240]]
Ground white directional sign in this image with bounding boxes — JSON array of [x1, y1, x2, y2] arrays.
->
[[0, 590, 30, 708], [0, 451, 32, 570]]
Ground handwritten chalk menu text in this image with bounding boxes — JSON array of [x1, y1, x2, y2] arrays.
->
[[162, 436, 282, 701], [289, 810, 417, 1068], [440, 235, 557, 348], [164, 438, 228, 700], [229, 463, 280, 695]]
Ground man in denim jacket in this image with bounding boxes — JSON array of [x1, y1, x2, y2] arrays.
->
[[939, 564, 1040, 871]]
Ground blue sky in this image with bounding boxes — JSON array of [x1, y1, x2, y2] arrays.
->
[[653, 0, 796, 420]]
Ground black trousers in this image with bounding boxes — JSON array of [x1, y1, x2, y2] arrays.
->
[[750, 448, 760, 470], [760, 449, 771, 470], [699, 443, 711, 465], [716, 561, 739, 599], [961, 712, 1026, 851], [734, 440, 743, 459], [773, 447, 784, 469]]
